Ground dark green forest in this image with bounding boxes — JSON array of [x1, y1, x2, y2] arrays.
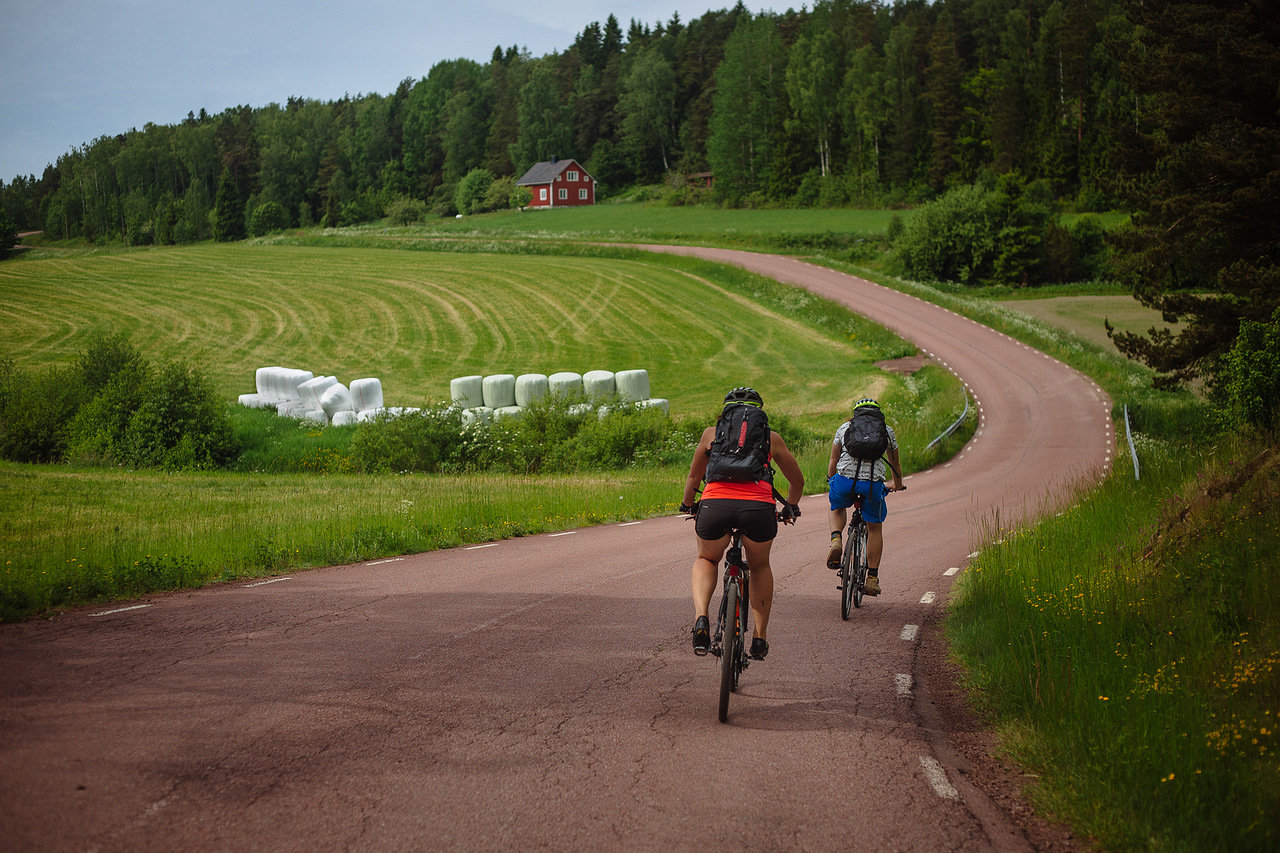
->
[[0, 0, 1151, 239]]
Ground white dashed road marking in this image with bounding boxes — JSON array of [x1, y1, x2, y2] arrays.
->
[[895, 674, 913, 696], [243, 577, 292, 587], [920, 591, 937, 605], [90, 604, 151, 617], [900, 624, 919, 641], [920, 756, 961, 800]]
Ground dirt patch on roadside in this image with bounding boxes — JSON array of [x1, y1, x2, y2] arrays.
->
[[874, 353, 931, 374]]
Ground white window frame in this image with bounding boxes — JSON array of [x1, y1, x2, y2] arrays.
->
[[567, 170, 579, 181], [579, 188, 588, 200], [539, 188, 547, 201], [558, 188, 568, 200]]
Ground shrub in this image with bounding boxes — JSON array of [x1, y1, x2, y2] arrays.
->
[[65, 360, 151, 464], [894, 174, 1056, 287], [121, 361, 239, 469], [385, 196, 427, 225], [248, 201, 290, 236], [1222, 308, 1280, 433], [349, 405, 469, 473], [455, 168, 495, 216], [0, 359, 87, 463], [482, 176, 517, 213]]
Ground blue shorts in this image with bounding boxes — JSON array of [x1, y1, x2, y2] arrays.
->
[[828, 474, 889, 524]]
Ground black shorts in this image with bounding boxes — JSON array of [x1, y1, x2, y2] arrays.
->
[[695, 499, 778, 543]]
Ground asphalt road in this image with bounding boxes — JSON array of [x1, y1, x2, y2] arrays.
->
[[0, 250, 1112, 851]]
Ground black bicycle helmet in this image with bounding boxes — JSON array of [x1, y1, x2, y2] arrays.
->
[[724, 386, 764, 407]]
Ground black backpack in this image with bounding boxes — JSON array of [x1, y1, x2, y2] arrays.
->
[[842, 405, 889, 472], [706, 403, 773, 483]]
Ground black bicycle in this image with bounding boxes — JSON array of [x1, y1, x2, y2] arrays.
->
[[837, 485, 901, 619], [685, 493, 798, 723], [712, 529, 751, 722]]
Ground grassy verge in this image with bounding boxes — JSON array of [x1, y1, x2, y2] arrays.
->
[[949, 437, 1279, 850], [0, 463, 679, 621], [781, 255, 1277, 848]]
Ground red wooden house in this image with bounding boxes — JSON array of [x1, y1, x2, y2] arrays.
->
[[516, 157, 596, 208]]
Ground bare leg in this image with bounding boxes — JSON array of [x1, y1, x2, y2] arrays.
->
[[867, 521, 884, 570], [692, 535, 729, 619], [741, 537, 775, 640]]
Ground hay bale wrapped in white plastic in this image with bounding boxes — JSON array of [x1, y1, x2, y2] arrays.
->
[[614, 369, 650, 402], [636, 398, 669, 414], [450, 375, 484, 409], [331, 410, 359, 426], [493, 405, 524, 419], [583, 370, 616, 402], [279, 368, 313, 400], [298, 375, 337, 411], [548, 371, 583, 398], [349, 377, 383, 412], [462, 406, 494, 425], [515, 373, 549, 407], [482, 374, 516, 409], [320, 383, 354, 419]]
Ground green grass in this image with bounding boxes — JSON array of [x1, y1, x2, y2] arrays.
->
[[948, 437, 1279, 851], [0, 242, 912, 435], [0, 462, 680, 621], [377, 203, 902, 249], [1, 236, 970, 620]]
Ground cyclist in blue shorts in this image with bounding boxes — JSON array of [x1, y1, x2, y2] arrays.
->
[[825, 398, 904, 596]]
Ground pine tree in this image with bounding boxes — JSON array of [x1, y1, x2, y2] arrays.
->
[[212, 168, 245, 242], [1109, 0, 1280, 387]]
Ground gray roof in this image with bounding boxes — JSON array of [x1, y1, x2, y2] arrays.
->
[[516, 158, 593, 186]]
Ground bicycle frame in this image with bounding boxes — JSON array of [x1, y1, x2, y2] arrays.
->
[[839, 494, 870, 618], [713, 532, 751, 722]]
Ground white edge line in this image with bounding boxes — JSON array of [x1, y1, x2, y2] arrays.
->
[[465, 543, 499, 550], [90, 604, 151, 617], [365, 557, 404, 566], [944, 567, 960, 576], [548, 531, 576, 537], [900, 624, 919, 641], [244, 577, 292, 588], [617, 521, 643, 527], [920, 756, 961, 800]]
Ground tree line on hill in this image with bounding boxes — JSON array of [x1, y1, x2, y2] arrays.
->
[[0, 0, 1276, 415], [1, 0, 1146, 240]]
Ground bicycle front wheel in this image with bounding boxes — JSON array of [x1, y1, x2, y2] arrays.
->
[[840, 532, 856, 619], [718, 581, 740, 723]]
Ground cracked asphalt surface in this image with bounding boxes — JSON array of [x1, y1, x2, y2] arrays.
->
[[0, 250, 1108, 850]]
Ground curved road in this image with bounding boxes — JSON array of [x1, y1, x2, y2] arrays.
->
[[0, 250, 1111, 851]]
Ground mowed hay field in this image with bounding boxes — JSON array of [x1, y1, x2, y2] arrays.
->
[[0, 242, 911, 431]]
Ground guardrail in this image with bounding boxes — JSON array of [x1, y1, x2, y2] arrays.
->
[[926, 390, 971, 451], [1124, 404, 1140, 479]]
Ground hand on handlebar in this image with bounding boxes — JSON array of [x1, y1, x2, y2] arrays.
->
[[778, 502, 801, 525], [679, 501, 700, 516]]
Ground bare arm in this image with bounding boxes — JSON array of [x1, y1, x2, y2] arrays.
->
[[827, 439, 842, 480], [770, 431, 805, 506], [682, 426, 716, 507], [886, 445, 905, 490]]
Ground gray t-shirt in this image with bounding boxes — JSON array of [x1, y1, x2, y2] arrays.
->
[[833, 420, 898, 481]]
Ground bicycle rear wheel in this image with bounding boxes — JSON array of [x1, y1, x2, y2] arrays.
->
[[852, 521, 868, 609], [840, 532, 856, 620], [718, 581, 740, 723]]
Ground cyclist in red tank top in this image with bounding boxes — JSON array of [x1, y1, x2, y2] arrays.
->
[[680, 387, 804, 660]]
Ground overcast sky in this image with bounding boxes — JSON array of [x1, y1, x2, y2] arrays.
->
[[1, 1, 760, 181]]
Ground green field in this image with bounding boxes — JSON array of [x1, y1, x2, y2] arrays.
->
[[1, 238, 970, 620], [1, 243, 913, 431]]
